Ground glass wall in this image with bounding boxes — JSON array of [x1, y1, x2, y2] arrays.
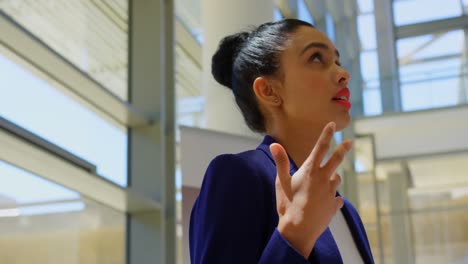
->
[[392, 0, 468, 113], [297, 0, 314, 24], [0, 161, 125, 264], [175, 0, 203, 43], [397, 30, 467, 111], [393, 0, 462, 26], [353, 2, 468, 261], [0, 48, 128, 186], [0, 0, 129, 100], [352, 0, 468, 116], [1, 1, 174, 263], [355, 137, 468, 263], [357, 0, 383, 116]]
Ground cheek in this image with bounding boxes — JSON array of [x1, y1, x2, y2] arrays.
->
[[283, 76, 330, 115], [294, 75, 329, 104], [280, 62, 335, 108]]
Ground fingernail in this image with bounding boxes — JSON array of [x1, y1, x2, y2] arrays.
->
[[329, 122, 336, 131], [270, 144, 278, 156], [345, 140, 353, 151]]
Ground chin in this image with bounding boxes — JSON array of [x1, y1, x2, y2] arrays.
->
[[335, 113, 351, 131]]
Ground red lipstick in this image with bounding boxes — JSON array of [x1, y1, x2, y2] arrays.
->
[[332, 88, 351, 110]]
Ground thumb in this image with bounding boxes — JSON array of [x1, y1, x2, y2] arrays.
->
[[270, 143, 292, 199]]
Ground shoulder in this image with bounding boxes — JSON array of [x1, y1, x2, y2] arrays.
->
[[207, 150, 268, 172], [201, 150, 274, 193], [193, 150, 275, 218]]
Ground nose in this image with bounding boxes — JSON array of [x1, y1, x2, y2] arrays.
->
[[336, 67, 350, 86]]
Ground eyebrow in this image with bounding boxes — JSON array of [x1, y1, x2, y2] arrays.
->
[[300, 42, 340, 58]]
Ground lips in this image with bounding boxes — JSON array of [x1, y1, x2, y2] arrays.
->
[[332, 88, 351, 109]]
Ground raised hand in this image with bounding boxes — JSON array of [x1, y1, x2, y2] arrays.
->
[[270, 122, 353, 258]]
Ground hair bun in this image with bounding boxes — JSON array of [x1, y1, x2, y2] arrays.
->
[[211, 32, 249, 89]]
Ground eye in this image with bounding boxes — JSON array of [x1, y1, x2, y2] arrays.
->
[[309, 52, 322, 63], [335, 60, 342, 67]]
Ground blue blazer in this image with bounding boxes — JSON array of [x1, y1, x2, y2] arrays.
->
[[190, 135, 374, 263]]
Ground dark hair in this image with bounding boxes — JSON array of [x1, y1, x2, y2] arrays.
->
[[212, 19, 314, 133]]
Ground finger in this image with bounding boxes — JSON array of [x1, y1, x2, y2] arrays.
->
[[322, 140, 353, 177], [304, 122, 336, 170], [334, 196, 344, 211], [275, 176, 288, 216], [270, 143, 292, 199], [270, 143, 290, 177], [330, 172, 342, 192]]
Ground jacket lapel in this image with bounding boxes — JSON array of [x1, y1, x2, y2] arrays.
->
[[340, 198, 375, 264]]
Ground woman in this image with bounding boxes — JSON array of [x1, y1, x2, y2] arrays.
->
[[189, 19, 374, 263]]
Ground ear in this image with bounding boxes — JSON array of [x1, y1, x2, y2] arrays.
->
[[253, 76, 281, 107]]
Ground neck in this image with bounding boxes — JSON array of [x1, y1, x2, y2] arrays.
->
[[268, 120, 325, 168]]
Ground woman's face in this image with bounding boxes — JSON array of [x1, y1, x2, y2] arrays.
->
[[275, 26, 351, 131]]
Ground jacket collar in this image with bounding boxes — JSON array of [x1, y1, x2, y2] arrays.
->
[[256, 135, 299, 175]]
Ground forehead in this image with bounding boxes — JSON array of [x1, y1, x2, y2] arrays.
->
[[285, 26, 336, 54]]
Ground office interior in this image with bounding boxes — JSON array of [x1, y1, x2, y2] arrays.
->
[[0, 0, 467, 263]]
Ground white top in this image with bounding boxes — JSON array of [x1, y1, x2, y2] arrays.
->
[[329, 210, 365, 264]]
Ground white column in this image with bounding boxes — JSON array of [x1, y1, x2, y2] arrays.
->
[[128, 1, 176, 263], [202, 0, 274, 136], [388, 169, 415, 264]]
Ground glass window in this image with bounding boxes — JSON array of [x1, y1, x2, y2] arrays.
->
[[366, 157, 468, 264], [412, 31, 464, 61], [0, 161, 125, 264], [399, 58, 461, 84], [0, 51, 127, 186], [354, 137, 375, 173], [396, 35, 433, 59], [175, 0, 201, 29], [357, 0, 373, 14], [0, 0, 129, 100], [297, 0, 314, 24], [397, 31, 464, 63], [357, 14, 377, 50], [192, 28, 204, 44], [333, 131, 343, 144], [360, 50, 380, 82], [325, 13, 335, 42], [410, 206, 468, 263], [401, 77, 460, 111], [360, 50, 383, 116], [397, 30, 466, 111], [363, 88, 383, 116], [393, 0, 462, 26], [357, 178, 381, 259], [175, 0, 203, 43], [0, 161, 79, 205], [274, 8, 283, 21]]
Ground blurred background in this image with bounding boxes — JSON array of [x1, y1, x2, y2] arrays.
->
[[0, 0, 467, 263]]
